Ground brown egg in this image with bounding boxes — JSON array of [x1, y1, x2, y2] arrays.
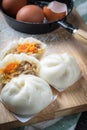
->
[[16, 5, 44, 23], [43, 1, 67, 22], [2, 0, 27, 16]]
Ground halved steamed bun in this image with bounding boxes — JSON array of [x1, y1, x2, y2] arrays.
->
[[0, 53, 40, 86], [0, 37, 47, 60], [39, 53, 81, 91], [1, 75, 53, 115]]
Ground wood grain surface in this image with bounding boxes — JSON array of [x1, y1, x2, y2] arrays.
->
[[0, 8, 87, 130]]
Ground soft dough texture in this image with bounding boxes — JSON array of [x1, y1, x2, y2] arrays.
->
[[39, 53, 81, 91], [0, 37, 47, 60], [1, 75, 53, 115], [0, 53, 40, 85]]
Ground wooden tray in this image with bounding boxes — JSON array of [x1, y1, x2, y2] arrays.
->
[[0, 8, 87, 130]]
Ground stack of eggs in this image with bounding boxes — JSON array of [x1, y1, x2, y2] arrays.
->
[[1, 0, 67, 23]]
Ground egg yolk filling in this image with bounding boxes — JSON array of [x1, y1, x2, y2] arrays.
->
[[5, 42, 42, 56], [0, 61, 37, 84], [3, 62, 19, 74], [17, 43, 39, 53]]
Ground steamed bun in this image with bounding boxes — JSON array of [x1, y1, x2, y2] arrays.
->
[[39, 53, 81, 91], [1, 75, 53, 115], [0, 53, 40, 86], [0, 37, 47, 60]]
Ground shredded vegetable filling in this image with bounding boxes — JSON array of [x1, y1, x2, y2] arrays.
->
[[5, 42, 42, 56], [0, 61, 37, 84], [17, 43, 39, 53]]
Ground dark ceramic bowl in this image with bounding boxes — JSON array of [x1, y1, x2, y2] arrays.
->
[[0, 0, 73, 34]]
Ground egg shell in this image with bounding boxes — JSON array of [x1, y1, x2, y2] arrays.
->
[[16, 5, 44, 23], [43, 6, 66, 22], [2, 0, 27, 16]]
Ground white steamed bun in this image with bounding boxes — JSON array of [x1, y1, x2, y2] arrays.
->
[[39, 53, 81, 91], [1, 75, 53, 115]]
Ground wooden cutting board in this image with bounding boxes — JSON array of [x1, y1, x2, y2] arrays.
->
[[0, 8, 87, 130]]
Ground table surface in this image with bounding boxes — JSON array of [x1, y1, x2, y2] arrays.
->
[[75, 111, 87, 130], [0, 8, 87, 130]]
